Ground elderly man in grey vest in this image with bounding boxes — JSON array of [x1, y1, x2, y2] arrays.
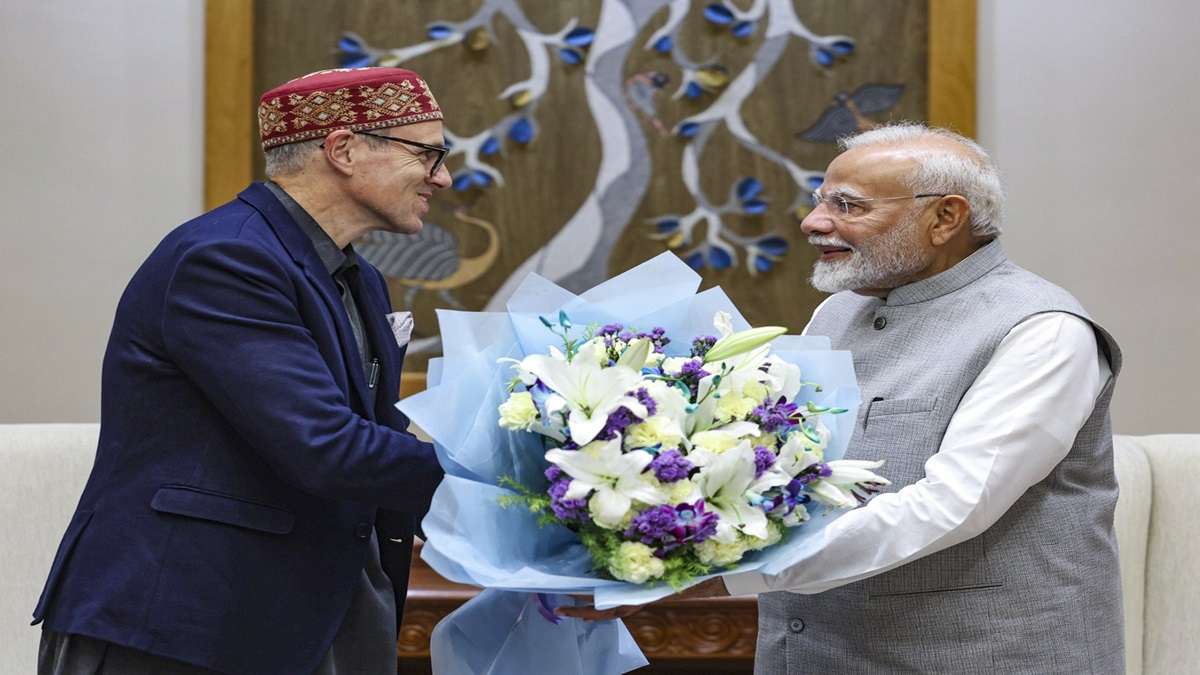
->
[[572, 124, 1123, 673]]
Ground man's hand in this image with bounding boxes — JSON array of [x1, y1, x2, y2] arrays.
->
[[555, 576, 730, 621]]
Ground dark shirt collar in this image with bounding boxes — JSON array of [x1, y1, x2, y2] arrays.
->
[[264, 180, 357, 277]]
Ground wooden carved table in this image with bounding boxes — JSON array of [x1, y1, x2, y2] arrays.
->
[[398, 542, 758, 674]]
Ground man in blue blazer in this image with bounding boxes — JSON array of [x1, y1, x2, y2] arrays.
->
[[34, 68, 452, 674]]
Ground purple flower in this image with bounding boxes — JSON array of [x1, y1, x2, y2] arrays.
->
[[597, 405, 639, 440], [548, 478, 589, 522], [618, 330, 635, 343], [649, 450, 693, 482], [544, 466, 563, 483], [690, 335, 717, 358], [753, 445, 776, 478], [598, 323, 624, 337], [635, 387, 658, 417], [751, 397, 799, 434], [679, 359, 711, 380], [636, 327, 671, 353], [623, 500, 718, 555]]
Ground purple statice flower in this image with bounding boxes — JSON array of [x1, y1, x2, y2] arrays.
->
[[597, 406, 640, 440], [548, 478, 589, 522], [598, 323, 624, 337], [677, 358, 711, 398], [649, 450, 693, 482], [624, 500, 718, 555], [618, 330, 636, 343], [636, 326, 671, 353], [751, 397, 799, 434], [690, 335, 717, 358], [753, 445, 776, 478], [635, 387, 658, 417], [544, 465, 563, 483], [625, 504, 677, 546]]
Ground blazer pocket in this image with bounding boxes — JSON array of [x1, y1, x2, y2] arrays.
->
[[151, 484, 295, 534], [866, 396, 939, 418]]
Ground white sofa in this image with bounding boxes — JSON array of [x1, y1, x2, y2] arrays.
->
[[1, 425, 1196, 674]]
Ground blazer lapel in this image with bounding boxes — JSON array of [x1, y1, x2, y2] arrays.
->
[[239, 183, 374, 415], [352, 263, 404, 419]]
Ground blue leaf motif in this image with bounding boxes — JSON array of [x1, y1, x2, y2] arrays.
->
[[806, 175, 825, 190], [754, 255, 774, 273], [831, 40, 855, 56], [704, 4, 735, 25], [338, 35, 366, 53], [340, 53, 374, 68], [653, 35, 673, 54], [470, 171, 492, 187], [656, 219, 681, 234], [685, 81, 703, 99], [757, 236, 789, 256], [480, 136, 500, 156], [452, 172, 473, 192], [427, 24, 454, 40], [732, 21, 755, 38], [709, 247, 733, 269], [509, 118, 535, 144], [736, 177, 763, 202], [743, 199, 768, 215], [813, 47, 834, 68], [559, 48, 583, 65], [677, 122, 700, 139], [565, 27, 595, 47], [685, 252, 706, 270]]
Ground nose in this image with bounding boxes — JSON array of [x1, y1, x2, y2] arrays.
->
[[428, 163, 453, 190], [800, 204, 835, 237]]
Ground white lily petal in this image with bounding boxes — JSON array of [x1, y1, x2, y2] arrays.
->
[[590, 488, 632, 529], [564, 479, 594, 500]]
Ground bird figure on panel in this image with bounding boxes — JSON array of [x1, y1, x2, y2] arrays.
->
[[796, 83, 905, 142], [356, 206, 499, 310]]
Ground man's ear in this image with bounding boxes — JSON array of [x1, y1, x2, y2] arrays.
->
[[322, 130, 357, 177], [929, 195, 971, 246]]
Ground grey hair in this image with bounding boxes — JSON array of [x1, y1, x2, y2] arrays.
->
[[839, 123, 1005, 239], [263, 138, 322, 177], [262, 131, 393, 177]]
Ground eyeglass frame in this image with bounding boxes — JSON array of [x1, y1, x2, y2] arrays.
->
[[318, 130, 450, 178], [810, 191, 948, 216]]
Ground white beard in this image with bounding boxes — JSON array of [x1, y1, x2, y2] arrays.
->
[[809, 212, 930, 293]]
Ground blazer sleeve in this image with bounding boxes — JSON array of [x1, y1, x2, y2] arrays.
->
[[160, 238, 442, 511]]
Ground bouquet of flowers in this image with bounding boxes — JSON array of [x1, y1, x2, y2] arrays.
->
[[496, 311, 888, 588], [398, 253, 878, 675]]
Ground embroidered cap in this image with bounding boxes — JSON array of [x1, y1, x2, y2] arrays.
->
[[257, 67, 443, 149]]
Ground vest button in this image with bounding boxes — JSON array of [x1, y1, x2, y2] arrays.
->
[[873, 316, 887, 330], [789, 618, 805, 633], [354, 522, 372, 540]]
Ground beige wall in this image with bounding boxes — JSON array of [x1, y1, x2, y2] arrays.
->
[[1, 1, 1196, 433], [0, 0, 205, 422], [978, 0, 1200, 433]]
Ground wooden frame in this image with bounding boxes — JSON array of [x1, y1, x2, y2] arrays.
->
[[204, 0, 978, 400]]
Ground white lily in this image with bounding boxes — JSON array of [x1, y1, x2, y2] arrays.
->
[[545, 439, 665, 528], [775, 432, 822, 477], [809, 459, 890, 509], [516, 340, 646, 445], [763, 358, 803, 402], [695, 441, 780, 542]]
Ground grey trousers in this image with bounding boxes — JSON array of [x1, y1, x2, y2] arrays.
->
[[39, 631, 221, 675]]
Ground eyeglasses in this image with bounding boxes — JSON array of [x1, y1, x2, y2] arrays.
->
[[810, 191, 947, 216], [354, 130, 450, 178]]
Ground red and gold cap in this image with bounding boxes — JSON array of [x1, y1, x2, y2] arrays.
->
[[257, 67, 443, 149]]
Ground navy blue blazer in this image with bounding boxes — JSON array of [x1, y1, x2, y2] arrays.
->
[[33, 183, 443, 675]]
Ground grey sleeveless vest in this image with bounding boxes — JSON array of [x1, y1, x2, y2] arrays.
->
[[756, 242, 1123, 674]]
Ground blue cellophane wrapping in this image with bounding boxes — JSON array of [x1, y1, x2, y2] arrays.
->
[[398, 253, 860, 674]]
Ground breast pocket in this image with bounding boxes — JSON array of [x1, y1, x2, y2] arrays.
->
[[151, 484, 294, 534], [851, 396, 941, 488]]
